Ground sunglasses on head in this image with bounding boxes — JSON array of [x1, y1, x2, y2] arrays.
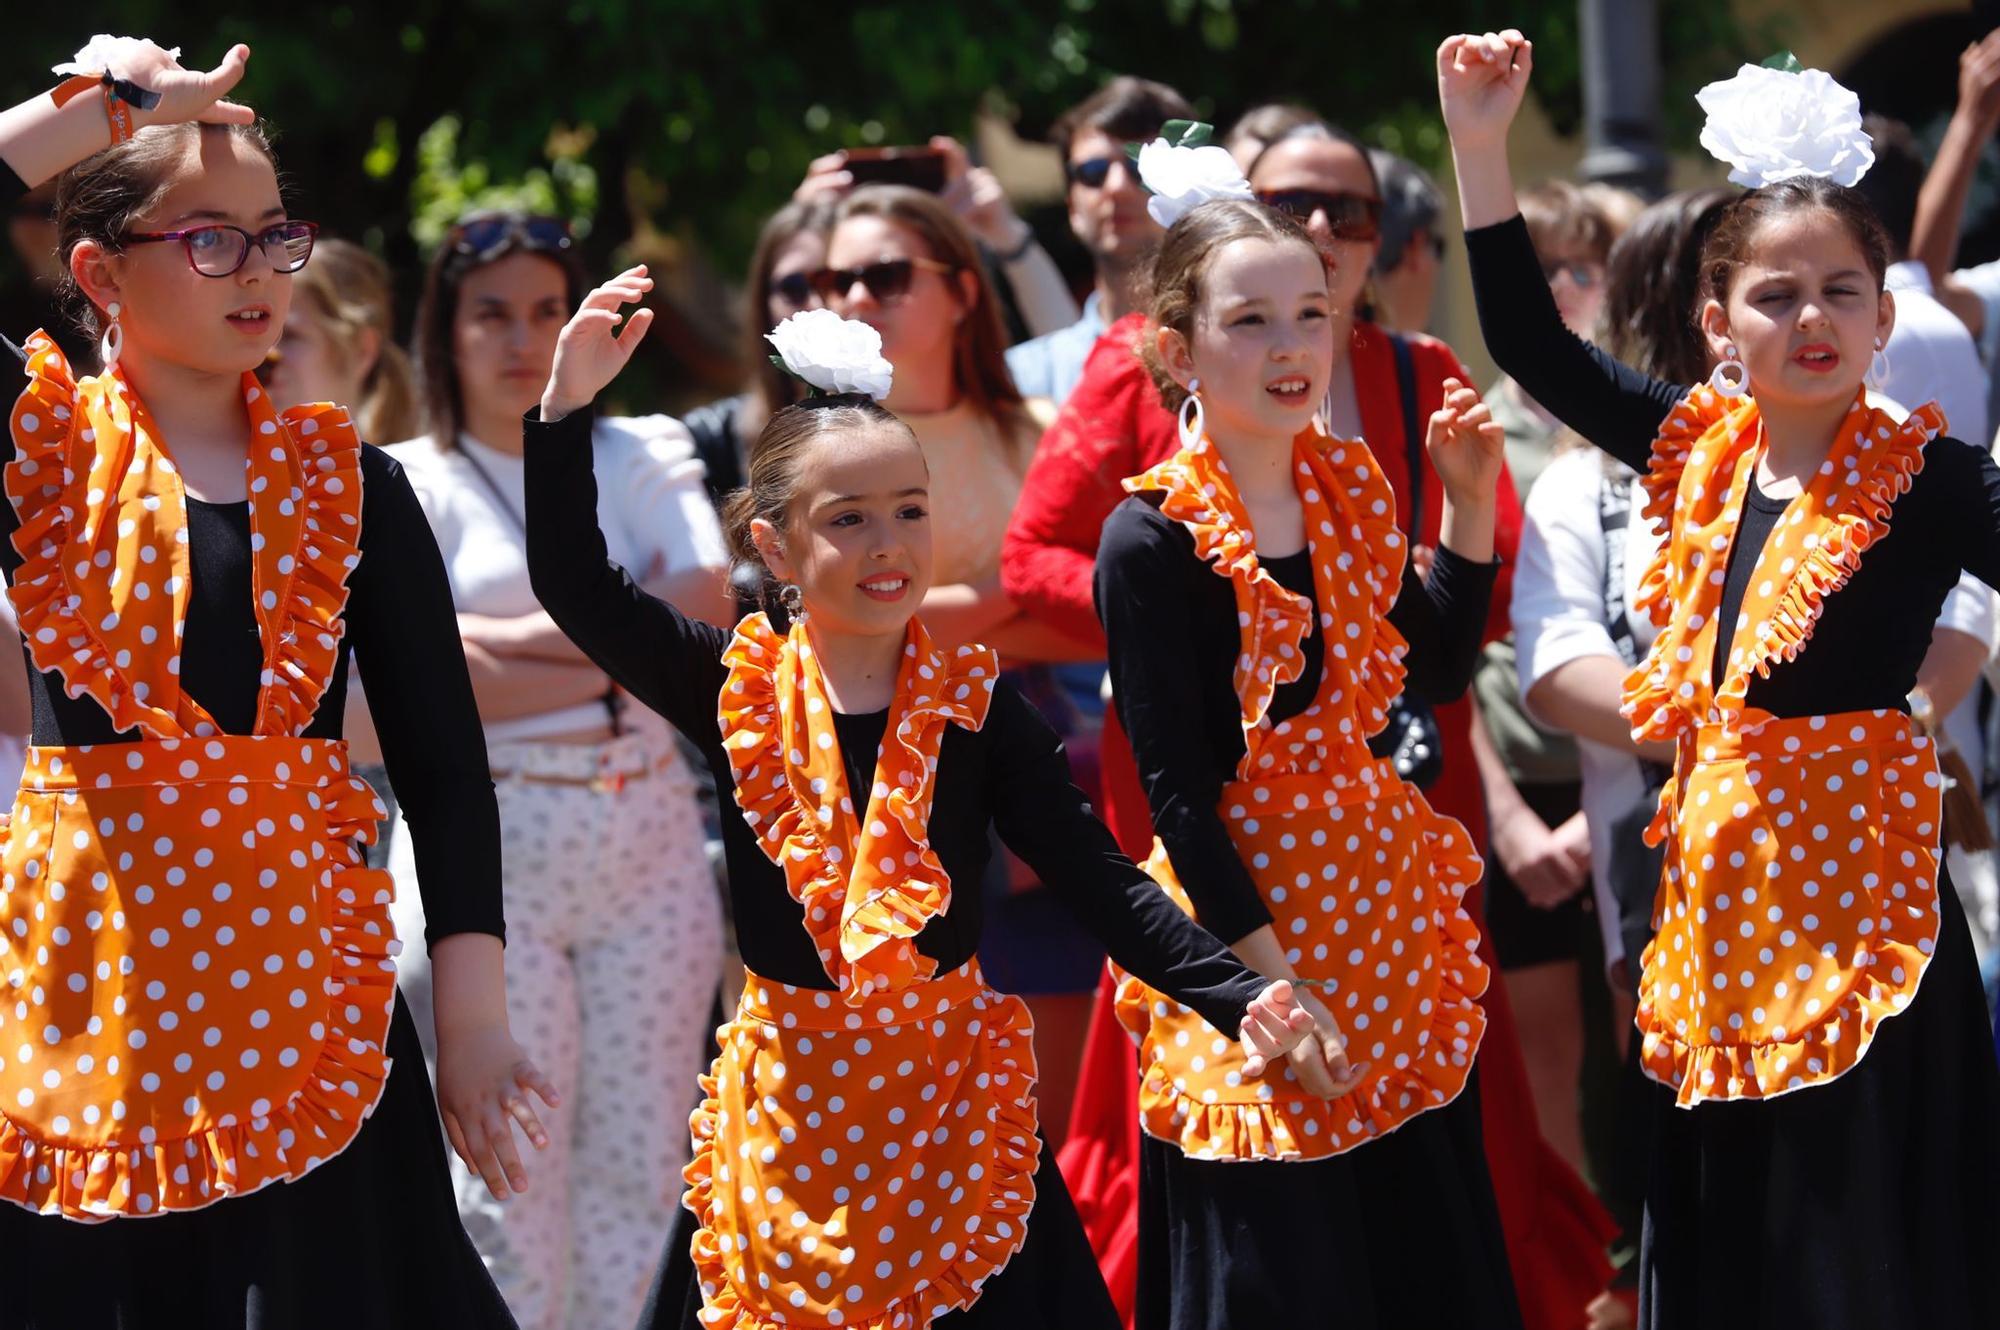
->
[[124, 221, 319, 278], [1065, 155, 1126, 189], [1255, 189, 1383, 242], [447, 213, 573, 260], [806, 255, 956, 305]]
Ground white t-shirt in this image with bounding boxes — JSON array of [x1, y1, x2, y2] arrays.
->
[[1511, 448, 1661, 970], [387, 415, 729, 744]]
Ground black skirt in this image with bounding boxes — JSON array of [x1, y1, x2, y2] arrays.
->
[[1135, 1070, 1522, 1330], [1638, 870, 2000, 1329], [0, 993, 515, 1330], [640, 1129, 1119, 1330]]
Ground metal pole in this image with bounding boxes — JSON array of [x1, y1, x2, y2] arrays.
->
[[1579, 0, 1669, 197]]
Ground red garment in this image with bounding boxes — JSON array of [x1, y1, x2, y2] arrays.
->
[[1024, 314, 1610, 1329]]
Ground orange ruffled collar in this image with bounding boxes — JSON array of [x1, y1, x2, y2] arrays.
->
[[1124, 425, 1410, 779], [719, 612, 997, 1003], [1622, 385, 1942, 746], [6, 330, 363, 739]]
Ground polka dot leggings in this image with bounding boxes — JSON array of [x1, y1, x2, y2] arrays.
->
[[391, 729, 724, 1330]]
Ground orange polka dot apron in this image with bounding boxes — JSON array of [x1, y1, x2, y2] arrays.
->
[[1623, 385, 1947, 1105], [690, 612, 1039, 1329], [1113, 428, 1488, 1161], [0, 332, 391, 1218]]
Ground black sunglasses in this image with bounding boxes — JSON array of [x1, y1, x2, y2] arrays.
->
[[1065, 155, 1125, 189], [770, 271, 817, 310], [1255, 189, 1384, 242], [447, 213, 573, 260], [806, 255, 956, 305]]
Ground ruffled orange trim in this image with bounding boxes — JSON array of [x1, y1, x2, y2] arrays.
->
[[252, 401, 365, 737], [1622, 387, 1942, 750], [681, 967, 1040, 1329], [1125, 427, 1410, 776], [1635, 712, 1943, 1106], [5, 334, 167, 737], [721, 613, 997, 1002], [1117, 772, 1489, 1161], [0, 743, 395, 1218]]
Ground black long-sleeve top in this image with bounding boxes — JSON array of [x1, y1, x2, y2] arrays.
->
[[1096, 494, 1497, 945], [1467, 213, 2000, 720], [0, 155, 501, 947], [522, 404, 1267, 1034]]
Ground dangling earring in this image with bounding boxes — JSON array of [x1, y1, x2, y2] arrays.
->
[[1177, 377, 1205, 450], [778, 582, 805, 621], [1708, 344, 1748, 398], [1867, 337, 1891, 391], [99, 301, 123, 371]]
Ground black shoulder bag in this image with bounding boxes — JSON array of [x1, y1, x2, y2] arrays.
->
[[1383, 334, 1445, 789]]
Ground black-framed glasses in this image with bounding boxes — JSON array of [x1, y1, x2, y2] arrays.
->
[[124, 221, 319, 277], [806, 255, 957, 305], [770, 271, 818, 311], [1065, 155, 1124, 189], [1255, 189, 1384, 242], [447, 213, 573, 260]]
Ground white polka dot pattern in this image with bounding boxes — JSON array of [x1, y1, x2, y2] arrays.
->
[[683, 961, 1040, 1330], [0, 333, 390, 1218], [1616, 385, 1950, 1105], [1111, 427, 1490, 1160]]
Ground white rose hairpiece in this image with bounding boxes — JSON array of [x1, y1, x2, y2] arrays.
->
[[1696, 54, 1874, 189], [766, 309, 895, 401], [53, 35, 177, 80], [1133, 120, 1254, 229]]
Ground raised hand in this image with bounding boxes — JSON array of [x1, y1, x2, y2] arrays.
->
[[1437, 30, 1534, 153], [540, 266, 656, 421], [1426, 376, 1505, 505], [124, 41, 257, 128]]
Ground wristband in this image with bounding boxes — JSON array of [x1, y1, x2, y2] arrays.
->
[[991, 226, 1036, 264], [49, 73, 160, 146]]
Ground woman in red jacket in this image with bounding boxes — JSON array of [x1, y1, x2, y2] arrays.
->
[[1003, 117, 1617, 1330]]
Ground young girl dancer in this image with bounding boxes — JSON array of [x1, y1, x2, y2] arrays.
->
[[523, 290, 1333, 1328], [1443, 29, 2000, 1328], [0, 39, 546, 1330], [1098, 134, 1520, 1328]]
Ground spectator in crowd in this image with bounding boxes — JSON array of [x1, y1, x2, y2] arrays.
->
[[1221, 100, 1323, 170], [390, 210, 730, 1330], [1370, 147, 1448, 334], [1005, 76, 1194, 406]]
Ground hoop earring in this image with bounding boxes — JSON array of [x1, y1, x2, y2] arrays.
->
[[1177, 377, 1205, 450], [1867, 338, 1891, 391], [1707, 345, 1748, 399], [99, 301, 123, 371], [778, 583, 805, 618]]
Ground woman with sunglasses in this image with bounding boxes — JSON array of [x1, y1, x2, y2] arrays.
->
[[382, 208, 731, 1330], [0, 40, 546, 1330], [818, 184, 1096, 661], [682, 200, 830, 511]]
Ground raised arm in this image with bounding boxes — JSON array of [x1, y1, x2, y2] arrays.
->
[[1439, 31, 1685, 471], [526, 268, 733, 742], [1911, 34, 2000, 298], [0, 41, 253, 189]]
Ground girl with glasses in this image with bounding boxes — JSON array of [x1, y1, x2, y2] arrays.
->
[[0, 40, 544, 1330], [382, 207, 733, 1330]]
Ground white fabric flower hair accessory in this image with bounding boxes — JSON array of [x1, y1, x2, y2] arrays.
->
[[765, 309, 895, 401], [1133, 120, 1254, 229], [1696, 55, 1874, 189], [53, 35, 178, 80]]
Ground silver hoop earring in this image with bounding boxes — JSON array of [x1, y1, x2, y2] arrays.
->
[[99, 301, 123, 371], [1177, 378, 1205, 450], [1867, 338, 1891, 391], [1707, 346, 1748, 399]]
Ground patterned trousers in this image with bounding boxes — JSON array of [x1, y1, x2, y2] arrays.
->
[[391, 728, 725, 1330]]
